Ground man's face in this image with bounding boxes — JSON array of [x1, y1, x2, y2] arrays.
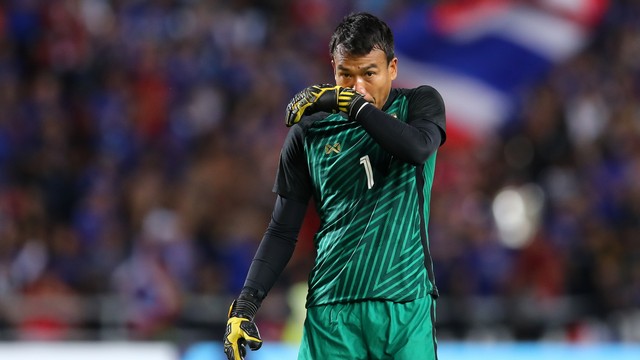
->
[[332, 46, 398, 110]]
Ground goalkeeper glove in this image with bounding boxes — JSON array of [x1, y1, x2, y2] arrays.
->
[[223, 291, 263, 360], [285, 84, 367, 126]]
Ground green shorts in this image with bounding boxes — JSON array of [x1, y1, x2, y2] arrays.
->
[[298, 296, 437, 360]]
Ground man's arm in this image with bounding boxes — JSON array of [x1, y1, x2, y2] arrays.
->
[[285, 85, 445, 165], [355, 104, 443, 165], [354, 86, 446, 165], [243, 195, 308, 297], [224, 195, 308, 360]]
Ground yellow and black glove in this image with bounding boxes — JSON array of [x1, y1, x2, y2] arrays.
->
[[223, 293, 262, 360], [285, 84, 367, 127]]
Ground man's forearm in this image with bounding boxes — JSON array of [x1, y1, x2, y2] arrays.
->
[[355, 104, 443, 165], [242, 195, 308, 299]]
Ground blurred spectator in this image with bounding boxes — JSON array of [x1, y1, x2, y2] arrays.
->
[[111, 207, 184, 340]]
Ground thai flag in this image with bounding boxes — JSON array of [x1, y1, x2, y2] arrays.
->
[[392, 0, 609, 145]]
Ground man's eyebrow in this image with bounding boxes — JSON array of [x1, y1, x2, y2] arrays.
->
[[336, 63, 380, 71]]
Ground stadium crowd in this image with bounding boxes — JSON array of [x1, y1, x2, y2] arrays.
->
[[0, 0, 638, 346]]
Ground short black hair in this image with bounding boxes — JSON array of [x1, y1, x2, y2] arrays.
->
[[329, 12, 395, 63]]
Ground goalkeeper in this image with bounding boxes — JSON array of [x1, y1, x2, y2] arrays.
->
[[224, 12, 446, 360]]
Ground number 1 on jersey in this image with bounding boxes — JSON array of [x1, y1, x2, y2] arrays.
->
[[359, 155, 374, 189]]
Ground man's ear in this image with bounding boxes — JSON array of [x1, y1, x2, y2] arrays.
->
[[389, 57, 398, 81]]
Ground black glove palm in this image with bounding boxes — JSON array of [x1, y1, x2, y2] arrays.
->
[[285, 84, 367, 126]]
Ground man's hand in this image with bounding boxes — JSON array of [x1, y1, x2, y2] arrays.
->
[[223, 297, 262, 360], [285, 84, 367, 126]]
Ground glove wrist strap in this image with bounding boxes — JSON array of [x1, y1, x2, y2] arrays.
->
[[230, 287, 263, 320], [231, 298, 258, 320]]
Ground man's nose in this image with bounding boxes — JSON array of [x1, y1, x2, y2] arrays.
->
[[353, 78, 366, 94]]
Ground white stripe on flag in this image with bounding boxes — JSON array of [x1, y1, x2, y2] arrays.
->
[[397, 55, 511, 136], [500, 6, 587, 61], [446, 5, 587, 61]]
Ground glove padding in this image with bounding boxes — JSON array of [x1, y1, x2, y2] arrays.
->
[[224, 298, 262, 360], [224, 317, 262, 360], [285, 84, 367, 127]]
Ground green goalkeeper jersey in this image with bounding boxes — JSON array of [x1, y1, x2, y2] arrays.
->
[[274, 86, 445, 307]]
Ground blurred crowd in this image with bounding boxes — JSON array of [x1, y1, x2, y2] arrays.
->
[[0, 0, 638, 345]]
